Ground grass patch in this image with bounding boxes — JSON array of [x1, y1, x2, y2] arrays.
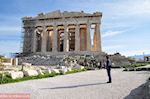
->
[[123, 63, 149, 69], [0, 69, 87, 85], [123, 63, 150, 71], [66, 69, 87, 74], [0, 73, 62, 84]]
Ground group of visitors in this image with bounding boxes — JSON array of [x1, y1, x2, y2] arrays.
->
[[80, 56, 112, 83]]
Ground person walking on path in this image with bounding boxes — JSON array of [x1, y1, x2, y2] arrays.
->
[[105, 56, 112, 83]]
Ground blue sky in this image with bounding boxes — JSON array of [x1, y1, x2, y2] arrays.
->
[[0, 0, 150, 57]]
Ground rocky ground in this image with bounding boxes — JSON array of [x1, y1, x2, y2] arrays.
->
[[0, 69, 149, 99]]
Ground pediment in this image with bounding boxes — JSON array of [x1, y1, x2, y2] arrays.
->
[[34, 10, 99, 19]]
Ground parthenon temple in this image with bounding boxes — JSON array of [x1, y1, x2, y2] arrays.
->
[[22, 10, 103, 55]]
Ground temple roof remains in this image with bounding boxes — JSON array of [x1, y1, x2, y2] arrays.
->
[[22, 10, 102, 20]]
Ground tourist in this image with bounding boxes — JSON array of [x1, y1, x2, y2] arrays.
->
[[86, 62, 90, 67], [105, 56, 112, 83], [97, 61, 102, 69]]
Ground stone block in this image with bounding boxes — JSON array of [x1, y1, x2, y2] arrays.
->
[[37, 69, 44, 75], [62, 68, 68, 75], [23, 70, 38, 76], [39, 66, 47, 70], [59, 66, 66, 69], [10, 71, 24, 79], [22, 63, 32, 67], [74, 66, 84, 70], [45, 69, 51, 74], [6, 71, 14, 76], [51, 69, 60, 74], [67, 67, 72, 71]]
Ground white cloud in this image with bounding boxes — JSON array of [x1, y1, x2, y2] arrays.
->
[[120, 50, 150, 57], [102, 30, 125, 38], [0, 26, 21, 32], [102, 22, 130, 29], [103, 45, 150, 56], [103, 45, 123, 50], [103, 0, 150, 19]]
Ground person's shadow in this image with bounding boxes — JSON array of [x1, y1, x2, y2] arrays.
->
[[40, 82, 107, 90]]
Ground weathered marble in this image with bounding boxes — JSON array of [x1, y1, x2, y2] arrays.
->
[[22, 10, 103, 56]]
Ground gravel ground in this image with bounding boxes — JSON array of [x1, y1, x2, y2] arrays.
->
[[0, 69, 149, 99]]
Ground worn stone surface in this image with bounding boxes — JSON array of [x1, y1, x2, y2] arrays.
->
[[22, 10, 103, 56], [0, 69, 149, 99], [10, 71, 24, 79], [59, 66, 66, 69], [6, 71, 15, 77], [23, 70, 38, 76], [45, 69, 51, 74], [61, 68, 68, 75], [51, 69, 60, 74], [74, 66, 84, 70], [67, 67, 72, 72], [37, 69, 44, 75]]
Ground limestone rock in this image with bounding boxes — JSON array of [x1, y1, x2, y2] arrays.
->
[[10, 71, 24, 79], [62, 69, 68, 75], [22, 62, 32, 70], [45, 69, 51, 74], [39, 66, 47, 70], [67, 67, 72, 71], [74, 66, 84, 70], [23, 70, 38, 76], [37, 69, 44, 75], [6, 71, 15, 76], [59, 66, 66, 69], [22, 63, 31, 67], [51, 69, 60, 74]]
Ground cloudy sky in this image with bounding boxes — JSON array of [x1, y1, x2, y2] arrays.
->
[[0, 0, 150, 57]]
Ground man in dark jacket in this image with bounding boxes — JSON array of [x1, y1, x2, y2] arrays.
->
[[106, 56, 112, 83]]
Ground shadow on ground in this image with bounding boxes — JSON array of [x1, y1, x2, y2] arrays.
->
[[124, 80, 150, 99], [40, 82, 107, 90]]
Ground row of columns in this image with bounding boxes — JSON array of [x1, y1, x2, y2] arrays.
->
[[32, 23, 102, 53]]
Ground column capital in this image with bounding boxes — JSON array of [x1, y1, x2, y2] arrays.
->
[[87, 22, 91, 25], [42, 26, 47, 32], [95, 23, 101, 25], [64, 24, 68, 28], [76, 23, 80, 26]]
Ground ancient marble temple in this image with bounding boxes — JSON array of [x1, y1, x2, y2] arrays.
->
[[22, 10, 102, 55]]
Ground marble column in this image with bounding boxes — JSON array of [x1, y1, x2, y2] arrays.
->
[[41, 26, 47, 52], [93, 27, 97, 51], [32, 27, 37, 52], [52, 25, 58, 52], [96, 23, 102, 52], [64, 24, 69, 52], [75, 24, 80, 51], [86, 23, 91, 51]]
